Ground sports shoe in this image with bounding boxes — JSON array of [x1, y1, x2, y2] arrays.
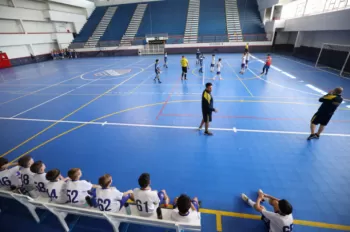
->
[[197, 127, 202, 131], [219, 78, 223, 80], [307, 134, 318, 140], [260, 72, 264, 75], [241, 193, 249, 203], [158, 81, 162, 84], [204, 131, 213, 136]]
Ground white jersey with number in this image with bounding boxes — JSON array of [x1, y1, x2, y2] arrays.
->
[[262, 210, 294, 232], [96, 187, 123, 213], [171, 209, 200, 223], [133, 188, 160, 216], [47, 180, 68, 204], [211, 56, 216, 65], [33, 173, 49, 198], [217, 62, 223, 72], [242, 55, 247, 64], [0, 166, 21, 190], [20, 168, 35, 190], [65, 180, 92, 206]]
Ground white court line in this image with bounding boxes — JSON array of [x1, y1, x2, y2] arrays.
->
[[0, 116, 349, 137], [225, 60, 254, 97], [10, 59, 146, 118]]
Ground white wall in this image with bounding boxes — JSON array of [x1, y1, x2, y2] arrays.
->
[[0, 0, 95, 59], [95, 0, 160, 6], [299, 30, 350, 48], [284, 8, 350, 31], [0, 19, 22, 32]]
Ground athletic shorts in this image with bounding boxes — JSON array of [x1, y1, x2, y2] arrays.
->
[[261, 215, 270, 230], [182, 67, 188, 73], [217, 71, 221, 75], [311, 112, 333, 126], [211, 64, 215, 67], [202, 111, 212, 123], [164, 57, 167, 62], [241, 63, 245, 68], [246, 60, 249, 65]]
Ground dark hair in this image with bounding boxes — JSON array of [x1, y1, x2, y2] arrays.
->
[[219, 58, 222, 61], [68, 168, 81, 180], [18, 155, 33, 168], [182, 56, 184, 58], [278, 199, 293, 215], [267, 54, 271, 56], [156, 59, 159, 62], [46, 169, 60, 181], [212, 54, 215, 56], [334, 87, 343, 95], [177, 194, 192, 215], [30, 161, 43, 174], [99, 174, 112, 188], [205, 82, 212, 88], [0, 157, 9, 169], [138, 173, 150, 189]]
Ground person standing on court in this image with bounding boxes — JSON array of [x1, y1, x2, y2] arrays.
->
[[307, 87, 343, 140], [180, 55, 189, 80], [199, 83, 218, 135]]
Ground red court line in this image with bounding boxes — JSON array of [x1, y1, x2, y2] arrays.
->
[[160, 113, 350, 123], [155, 77, 182, 120]]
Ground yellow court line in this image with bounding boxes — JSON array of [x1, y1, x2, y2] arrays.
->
[[8, 98, 350, 161], [200, 208, 350, 231], [0, 61, 122, 106], [1, 62, 152, 159], [216, 213, 223, 232], [225, 60, 254, 97]]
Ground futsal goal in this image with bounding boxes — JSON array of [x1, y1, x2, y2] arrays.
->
[[315, 43, 350, 78]]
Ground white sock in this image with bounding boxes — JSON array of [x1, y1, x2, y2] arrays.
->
[[248, 199, 256, 207]]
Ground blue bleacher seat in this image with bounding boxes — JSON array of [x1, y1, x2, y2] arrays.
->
[[100, 4, 137, 44], [136, 0, 188, 44], [198, 0, 228, 43], [237, 0, 265, 36], [73, 7, 108, 43]]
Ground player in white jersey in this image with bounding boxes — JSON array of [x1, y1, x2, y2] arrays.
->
[[245, 52, 250, 69], [213, 58, 223, 80], [239, 52, 247, 74], [171, 194, 200, 223], [133, 173, 170, 217], [95, 174, 134, 213], [46, 169, 69, 204], [163, 52, 168, 68], [18, 155, 38, 197], [0, 157, 21, 190], [31, 161, 50, 198], [242, 189, 294, 232], [210, 54, 216, 72], [66, 168, 97, 207]]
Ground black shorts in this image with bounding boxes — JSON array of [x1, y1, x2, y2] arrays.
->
[[182, 67, 188, 73], [202, 111, 212, 123], [311, 112, 333, 126]]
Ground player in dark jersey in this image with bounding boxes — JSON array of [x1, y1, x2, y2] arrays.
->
[[308, 87, 343, 140]]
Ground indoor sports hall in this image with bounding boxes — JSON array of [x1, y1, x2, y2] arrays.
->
[[0, 0, 350, 232]]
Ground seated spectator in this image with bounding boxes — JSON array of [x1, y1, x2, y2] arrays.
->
[[242, 189, 294, 232], [73, 49, 77, 59], [18, 155, 37, 197], [133, 173, 170, 217], [46, 168, 69, 204], [68, 49, 73, 59], [95, 174, 134, 212], [65, 168, 98, 207], [171, 194, 200, 223], [0, 157, 21, 191], [30, 161, 49, 198]]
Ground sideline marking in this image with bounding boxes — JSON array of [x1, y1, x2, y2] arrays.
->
[[0, 61, 123, 107], [225, 60, 254, 97], [200, 208, 350, 231], [0, 62, 153, 158], [10, 60, 145, 118]]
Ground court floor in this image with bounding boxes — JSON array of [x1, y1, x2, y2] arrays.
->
[[0, 53, 349, 232]]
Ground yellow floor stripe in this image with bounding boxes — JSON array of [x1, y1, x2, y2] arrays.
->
[[216, 214, 222, 232]]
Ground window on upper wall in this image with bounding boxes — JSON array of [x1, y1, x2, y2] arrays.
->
[[338, 0, 348, 8]]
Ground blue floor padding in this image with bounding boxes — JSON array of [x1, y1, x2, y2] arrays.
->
[[1, 54, 350, 231]]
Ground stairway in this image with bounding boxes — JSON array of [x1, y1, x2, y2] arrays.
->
[[183, 0, 200, 44], [84, 6, 117, 48], [120, 4, 148, 46], [225, 0, 243, 42]]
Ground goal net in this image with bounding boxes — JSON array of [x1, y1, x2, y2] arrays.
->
[[315, 43, 350, 78]]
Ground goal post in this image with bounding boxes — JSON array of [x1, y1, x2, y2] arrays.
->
[[315, 43, 350, 78]]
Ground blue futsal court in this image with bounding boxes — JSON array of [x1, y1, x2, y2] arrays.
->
[[0, 54, 350, 232]]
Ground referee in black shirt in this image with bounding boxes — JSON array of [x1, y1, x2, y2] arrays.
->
[[199, 83, 218, 135], [308, 87, 343, 140]]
